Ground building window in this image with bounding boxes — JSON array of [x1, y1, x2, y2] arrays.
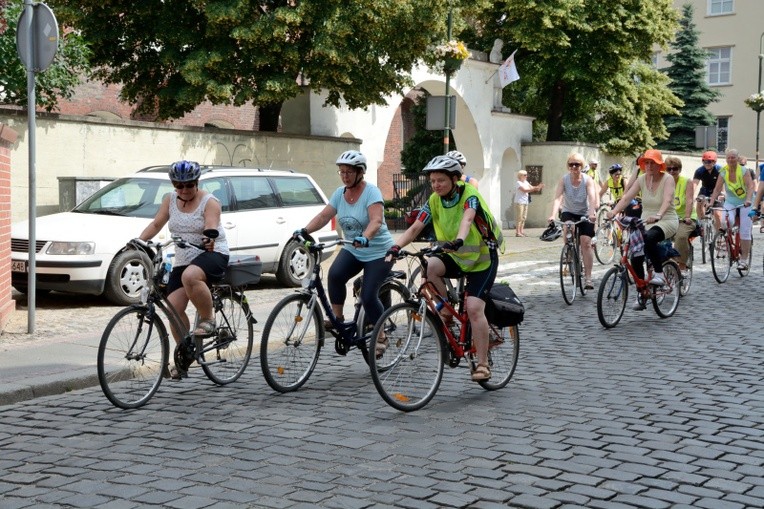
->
[[707, 47, 731, 85], [716, 117, 729, 152], [708, 0, 734, 15]]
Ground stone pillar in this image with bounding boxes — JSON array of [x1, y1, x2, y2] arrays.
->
[[0, 123, 18, 332]]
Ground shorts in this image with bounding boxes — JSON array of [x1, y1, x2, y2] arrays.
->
[[436, 250, 498, 302], [560, 212, 595, 238], [166, 251, 230, 295]]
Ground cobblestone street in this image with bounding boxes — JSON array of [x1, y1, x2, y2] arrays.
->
[[1, 236, 763, 508]]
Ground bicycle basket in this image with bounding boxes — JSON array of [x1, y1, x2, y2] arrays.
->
[[484, 283, 524, 327], [223, 255, 262, 287]]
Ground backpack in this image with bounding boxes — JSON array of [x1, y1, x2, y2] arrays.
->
[[484, 283, 524, 327]]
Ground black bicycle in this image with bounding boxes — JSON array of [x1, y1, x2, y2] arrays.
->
[[260, 236, 409, 392], [98, 233, 257, 409]]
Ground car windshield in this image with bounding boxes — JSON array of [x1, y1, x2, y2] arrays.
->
[[73, 177, 174, 218]]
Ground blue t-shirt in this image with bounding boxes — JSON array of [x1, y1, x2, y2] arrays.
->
[[329, 184, 394, 262]]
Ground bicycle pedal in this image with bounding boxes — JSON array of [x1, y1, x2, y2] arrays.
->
[[334, 337, 348, 356]]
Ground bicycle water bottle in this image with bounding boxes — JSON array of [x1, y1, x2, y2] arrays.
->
[[434, 295, 447, 312], [162, 253, 174, 285]]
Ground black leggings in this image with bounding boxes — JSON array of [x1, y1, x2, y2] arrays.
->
[[327, 249, 393, 324], [630, 226, 666, 281]]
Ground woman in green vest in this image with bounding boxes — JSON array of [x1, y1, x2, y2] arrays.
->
[[387, 155, 504, 382], [665, 156, 696, 276]]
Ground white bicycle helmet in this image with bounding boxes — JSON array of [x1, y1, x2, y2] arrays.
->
[[336, 150, 367, 172], [446, 150, 467, 167], [422, 155, 463, 177]]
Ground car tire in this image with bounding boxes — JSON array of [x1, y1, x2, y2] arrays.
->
[[276, 240, 314, 287], [103, 250, 152, 305]]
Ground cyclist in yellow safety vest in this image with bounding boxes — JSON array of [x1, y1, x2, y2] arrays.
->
[[386, 155, 505, 383], [600, 164, 628, 205], [665, 156, 697, 276]]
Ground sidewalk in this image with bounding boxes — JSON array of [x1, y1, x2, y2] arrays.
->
[[0, 227, 549, 406]]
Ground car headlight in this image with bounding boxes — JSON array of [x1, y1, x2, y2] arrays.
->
[[46, 242, 96, 255]]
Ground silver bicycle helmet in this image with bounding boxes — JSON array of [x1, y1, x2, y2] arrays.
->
[[422, 155, 463, 177], [169, 160, 201, 182], [446, 150, 467, 167], [336, 150, 367, 172], [540, 223, 562, 242]]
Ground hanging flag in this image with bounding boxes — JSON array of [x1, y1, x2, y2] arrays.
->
[[498, 50, 520, 88]]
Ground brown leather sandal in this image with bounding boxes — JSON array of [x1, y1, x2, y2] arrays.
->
[[471, 363, 491, 382]]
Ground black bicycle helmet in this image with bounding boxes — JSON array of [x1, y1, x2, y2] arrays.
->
[[540, 223, 562, 242], [609, 163, 623, 175], [422, 155, 463, 177], [169, 160, 201, 182]]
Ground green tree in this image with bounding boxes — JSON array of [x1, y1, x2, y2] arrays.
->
[[53, 0, 460, 131], [658, 3, 719, 152], [462, 0, 682, 155], [0, 2, 91, 111]]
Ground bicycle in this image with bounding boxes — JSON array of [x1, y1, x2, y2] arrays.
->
[[594, 216, 623, 265], [709, 205, 753, 283], [555, 217, 592, 305], [97, 235, 257, 409], [368, 246, 520, 412], [595, 201, 613, 229], [596, 217, 681, 328], [259, 236, 409, 393]]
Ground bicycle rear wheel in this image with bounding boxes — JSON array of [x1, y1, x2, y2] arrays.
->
[[260, 293, 322, 392], [478, 324, 519, 391], [652, 261, 680, 318], [597, 266, 628, 328], [369, 303, 445, 412], [710, 231, 731, 283], [594, 223, 617, 265], [559, 243, 577, 305], [199, 291, 254, 385], [358, 279, 411, 364], [98, 306, 169, 409]]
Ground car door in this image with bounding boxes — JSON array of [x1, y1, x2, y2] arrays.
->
[[224, 175, 281, 267], [199, 177, 238, 250]]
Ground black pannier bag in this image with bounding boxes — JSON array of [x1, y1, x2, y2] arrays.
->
[[484, 283, 524, 327]]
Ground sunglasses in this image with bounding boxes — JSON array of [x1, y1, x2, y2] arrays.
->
[[567, 162, 582, 168], [666, 166, 680, 172], [172, 181, 197, 189], [702, 160, 715, 164]]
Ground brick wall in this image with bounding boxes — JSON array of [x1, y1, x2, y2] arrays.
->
[[377, 96, 415, 201], [0, 123, 17, 332]]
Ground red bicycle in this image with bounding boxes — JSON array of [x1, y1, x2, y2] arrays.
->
[[710, 204, 753, 283]]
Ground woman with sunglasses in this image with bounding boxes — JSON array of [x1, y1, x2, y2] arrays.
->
[[294, 150, 394, 334], [665, 156, 696, 277], [607, 149, 677, 310], [138, 160, 229, 378], [548, 152, 598, 289]]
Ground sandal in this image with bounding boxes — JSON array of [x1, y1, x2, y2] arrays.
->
[[375, 333, 388, 359], [471, 363, 492, 382], [192, 319, 216, 338], [324, 316, 344, 331]]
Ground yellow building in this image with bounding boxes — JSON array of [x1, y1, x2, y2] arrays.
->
[[655, 0, 764, 164]]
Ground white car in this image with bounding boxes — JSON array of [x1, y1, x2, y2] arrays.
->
[[11, 165, 338, 304]]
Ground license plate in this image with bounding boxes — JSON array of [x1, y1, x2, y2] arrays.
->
[[11, 260, 27, 273]]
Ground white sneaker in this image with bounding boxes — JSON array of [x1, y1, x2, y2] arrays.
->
[[632, 297, 646, 311], [738, 261, 749, 270], [649, 274, 665, 286], [680, 269, 690, 280]]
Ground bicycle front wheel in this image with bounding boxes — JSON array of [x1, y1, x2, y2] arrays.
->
[[652, 261, 680, 318], [478, 324, 520, 391], [559, 243, 577, 305], [358, 279, 411, 364], [199, 291, 254, 385], [369, 303, 445, 412], [260, 293, 322, 392], [597, 266, 628, 328], [594, 223, 616, 265], [97, 306, 169, 409], [710, 231, 731, 283], [700, 220, 709, 264]]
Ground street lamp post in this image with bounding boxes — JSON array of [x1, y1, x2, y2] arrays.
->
[[756, 32, 764, 172]]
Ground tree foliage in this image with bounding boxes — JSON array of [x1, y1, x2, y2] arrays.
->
[[462, 0, 682, 155], [0, 2, 91, 111], [53, 0, 459, 131], [658, 3, 719, 152]]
